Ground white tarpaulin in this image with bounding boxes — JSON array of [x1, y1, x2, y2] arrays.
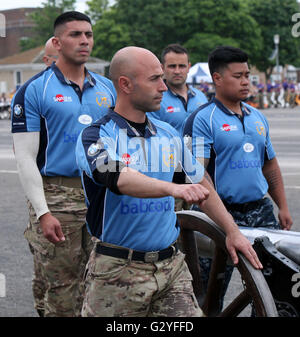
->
[[187, 62, 212, 83]]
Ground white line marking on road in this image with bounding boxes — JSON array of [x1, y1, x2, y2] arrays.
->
[[0, 170, 18, 174]]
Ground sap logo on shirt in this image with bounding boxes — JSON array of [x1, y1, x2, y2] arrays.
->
[[63, 131, 80, 143], [120, 199, 172, 214], [229, 159, 262, 170], [221, 124, 238, 132], [121, 153, 140, 166], [53, 94, 73, 103], [166, 106, 180, 114]]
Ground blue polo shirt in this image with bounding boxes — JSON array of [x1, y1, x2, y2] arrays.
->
[[76, 109, 204, 251], [147, 85, 208, 134], [183, 97, 276, 204], [11, 63, 116, 177]]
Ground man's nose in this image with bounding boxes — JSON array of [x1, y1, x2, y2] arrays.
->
[[80, 33, 89, 44], [159, 78, 168, 92]]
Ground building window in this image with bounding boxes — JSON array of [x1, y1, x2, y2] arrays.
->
[[14, 70, 22, 90]]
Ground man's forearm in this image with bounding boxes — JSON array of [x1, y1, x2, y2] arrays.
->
[[198, 177, 239, 235], [263, 157, 288, 209], [117, 166, 175, 198], [116, 167, 209, 204], [13, 132, 49, 219]]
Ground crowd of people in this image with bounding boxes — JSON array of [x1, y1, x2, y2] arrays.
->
[[244, 79, 300, 109], [8, 11, 293, 317], [0, 92, 11, 119], [193, 79, 300, 110]]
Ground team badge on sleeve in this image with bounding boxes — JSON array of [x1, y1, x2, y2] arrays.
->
[[88, 142, 102, 156], [13, 104, 23, 118]]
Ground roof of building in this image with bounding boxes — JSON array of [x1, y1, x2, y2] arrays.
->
[[0, 46, 44, 65], [0, 46, 109, 65]]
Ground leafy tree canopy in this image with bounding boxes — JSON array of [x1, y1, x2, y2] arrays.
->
[[20, 0, 76, 51]]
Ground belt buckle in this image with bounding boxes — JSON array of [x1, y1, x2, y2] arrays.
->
[[144, 251, 159, 263]]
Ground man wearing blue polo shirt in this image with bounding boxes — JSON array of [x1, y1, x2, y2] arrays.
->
[[11, 11, 116, 317], [184, 46, 292, 312], [147, 44, 208, 135], [76, 46, 262, 317]]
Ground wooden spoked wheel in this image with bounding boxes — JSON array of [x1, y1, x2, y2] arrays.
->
[[177, 210, 278, 317]]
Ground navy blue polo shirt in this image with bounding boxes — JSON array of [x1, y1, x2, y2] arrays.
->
[[11, 63, 116, 177], [184, 97, 276, 204], [76, 110, 204, 251], [147, 85, 208, 135]]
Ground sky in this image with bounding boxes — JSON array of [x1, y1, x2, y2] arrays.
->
[[0, 0, 89, 12]]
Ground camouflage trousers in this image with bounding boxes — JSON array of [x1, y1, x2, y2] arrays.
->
[[81, 246, 203, 317], [24, 182, 93, 317], [195, 197, 280, 312]]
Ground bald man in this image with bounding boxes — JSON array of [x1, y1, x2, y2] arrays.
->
[[76, 46, 261, 317], [42, 37, 58, 67]]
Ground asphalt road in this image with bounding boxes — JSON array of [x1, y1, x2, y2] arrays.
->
[[0, 107, 299, 317]]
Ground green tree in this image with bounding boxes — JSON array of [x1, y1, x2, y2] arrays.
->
[[185, 33, 239, 64], [249, 0, 300, 79], [89, 0, 262, 64], [20, 0, 76, 51], [183, 0, 262, 64], [85, 0, 110, 22], [91, 8, 133, 61]]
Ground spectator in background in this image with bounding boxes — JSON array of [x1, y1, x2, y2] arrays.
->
[[42, 37, 59, 67], [147, 44, 208, 135]]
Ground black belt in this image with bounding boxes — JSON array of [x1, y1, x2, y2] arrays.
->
[[223, 199, 263, 212], [96, 242, 178, 263]]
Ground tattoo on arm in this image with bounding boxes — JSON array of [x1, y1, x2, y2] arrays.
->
[[265, 168, 281, 191]]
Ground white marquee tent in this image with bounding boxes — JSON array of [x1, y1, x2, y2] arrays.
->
[[187, 62, 212, 83]]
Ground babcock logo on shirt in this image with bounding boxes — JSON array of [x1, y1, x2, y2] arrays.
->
[[120, 199, 172, 214], [229, 159, 262, 170], [63, 131, 80, 143]]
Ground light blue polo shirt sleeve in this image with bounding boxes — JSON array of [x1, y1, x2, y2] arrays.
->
[[182, 141, 204, 183], [11, 74, 44, 133], [183, 110, 213, 159], [192, 114, 213, 159], [76, 122, 121, 182], [23, 82, 42, 131], [171, 129, 204, 184]]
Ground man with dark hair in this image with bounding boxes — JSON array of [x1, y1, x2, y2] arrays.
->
[[76, 46, 262, 317], [184, 45, 292, 312], [11, 11, 116, 317], [147, 43, 208, 135], [54, 10, 91, 30]]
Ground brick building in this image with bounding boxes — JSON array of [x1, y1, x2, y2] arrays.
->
[[0, 8, 37, 59]]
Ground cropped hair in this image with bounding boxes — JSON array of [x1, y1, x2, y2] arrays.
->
[[161, 44, 189, 64], [54, 11, 91, 33], [208, 46, 248, 76]]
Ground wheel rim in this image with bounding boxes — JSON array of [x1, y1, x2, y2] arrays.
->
[[177, 210, 278, 317]]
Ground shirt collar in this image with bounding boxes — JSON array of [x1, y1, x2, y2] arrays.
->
[[213, 97, 251, 116], [51, 63, 96, 87], [166, 82, 195, 99], [108, 109, 157, 138]]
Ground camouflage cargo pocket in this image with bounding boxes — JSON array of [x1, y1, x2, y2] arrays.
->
[[24, 222, 55, 258]]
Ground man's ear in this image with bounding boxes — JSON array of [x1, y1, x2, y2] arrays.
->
[[212, 72, 222, 87], [119, 76, 132, 94], [52, 37, 60, 51]]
